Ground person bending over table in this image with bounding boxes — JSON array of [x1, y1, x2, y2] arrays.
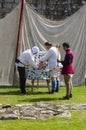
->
[[15, 46, 40, 94]]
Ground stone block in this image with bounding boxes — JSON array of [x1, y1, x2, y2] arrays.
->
[[0, 0, 3, 2], [0, 4, 2, 8], [3, 3, 12, 9], [4, 0, 15, 3], [14, 0, 20, 3]]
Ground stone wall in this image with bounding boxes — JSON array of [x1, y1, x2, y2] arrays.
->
[[27, 0, 86, 20], [0, 0, 20, 18], [0, 0, 86, 19]]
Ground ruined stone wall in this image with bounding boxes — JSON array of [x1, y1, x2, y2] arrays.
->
[[0, 0, 20, 18], [27, 0, 86, 20], [0, 0, 86, 19]]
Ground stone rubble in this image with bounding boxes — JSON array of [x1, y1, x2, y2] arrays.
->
[[0, 102, 86, 120]]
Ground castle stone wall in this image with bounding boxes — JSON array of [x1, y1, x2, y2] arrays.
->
[[0, 0, 85, 19]]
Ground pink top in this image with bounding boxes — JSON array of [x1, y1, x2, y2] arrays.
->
[[61, 48, 74, 75]]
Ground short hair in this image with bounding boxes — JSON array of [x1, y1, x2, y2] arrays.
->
[[44, 42, 52, 46], [62, 42, 70, 48]]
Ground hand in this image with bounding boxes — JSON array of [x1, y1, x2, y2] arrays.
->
[[57, 59, 61, 62], [39, 61, 46, 69]]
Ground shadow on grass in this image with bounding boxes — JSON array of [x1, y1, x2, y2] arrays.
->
[[18, 97, 57, 103], [0, 91, 51, 96], [0, 86, 19, 89], [0, 91, 22, 95], [27, 91, 50, 95]]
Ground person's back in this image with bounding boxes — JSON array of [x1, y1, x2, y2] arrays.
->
[[18, 49, 33, 66], [47, 46, 58, 68], [40, 46, 59, 70]]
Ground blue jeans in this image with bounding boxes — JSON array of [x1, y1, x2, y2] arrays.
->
[[52, 80, 57, 92], [56, 80, 60, 92]]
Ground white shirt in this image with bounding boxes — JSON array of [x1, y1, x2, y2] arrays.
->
[[40, 46, 59, 70], [16, 49, 38, 68]]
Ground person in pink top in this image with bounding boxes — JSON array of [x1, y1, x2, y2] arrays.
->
[[58, 42, 74, 99]]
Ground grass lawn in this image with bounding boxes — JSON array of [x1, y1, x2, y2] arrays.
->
[[0, 85, 86, 130]]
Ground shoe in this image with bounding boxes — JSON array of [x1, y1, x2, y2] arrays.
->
[[62, 95, 70, 100], [49, 90, 55, 94], [21, 90, 26, 94], [21, 92, 29, 95], [55, 88, 59, 92], [70, 94, 72, 98]]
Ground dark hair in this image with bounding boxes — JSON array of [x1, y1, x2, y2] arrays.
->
[[44, 42, 52, 46], [62, 42, 70, 48]]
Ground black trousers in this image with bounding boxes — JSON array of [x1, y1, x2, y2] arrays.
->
[[17, 66, 26, 93]]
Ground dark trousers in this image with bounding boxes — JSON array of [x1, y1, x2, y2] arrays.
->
[[18, 66, 26, 93]]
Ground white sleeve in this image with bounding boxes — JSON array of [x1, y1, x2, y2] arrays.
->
[[28, 55, 38, 69], [40, 50, 52, 61]]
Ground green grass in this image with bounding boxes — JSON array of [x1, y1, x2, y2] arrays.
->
[[0, 111, 86, 130], [0, 85, 86, 105], [0, 85, 86, 130]]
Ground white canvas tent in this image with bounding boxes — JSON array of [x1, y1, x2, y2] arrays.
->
[[0, 0, 86, 86], [0, 4, 20, 85]]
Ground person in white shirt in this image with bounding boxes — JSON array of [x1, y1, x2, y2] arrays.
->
[[40, 42, 60, 93], [15, 46, 40, 94]]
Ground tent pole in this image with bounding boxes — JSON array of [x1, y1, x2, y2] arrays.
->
[[14, 0, 24, 73], [13, 0, 24, 86], [15, 0, 24, 61]]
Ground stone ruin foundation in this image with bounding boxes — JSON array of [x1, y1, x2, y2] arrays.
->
[[0, 102, 86, 120]]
